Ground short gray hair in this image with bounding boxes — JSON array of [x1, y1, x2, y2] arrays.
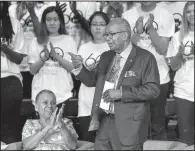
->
[[35, 89, 56, 104], [109, 17, 131, 38]]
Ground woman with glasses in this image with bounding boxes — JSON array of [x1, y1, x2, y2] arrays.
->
[[28, 6, 77, 116], [76, 11, 109, 142], [166, 1, 194, 145]]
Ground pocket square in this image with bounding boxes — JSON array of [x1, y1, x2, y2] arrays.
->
[[125, 71, 136, 77]]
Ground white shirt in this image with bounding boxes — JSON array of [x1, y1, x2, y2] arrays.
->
[[157, 2, 186, 15], [8, 3, 17, 19], [123, 5, 175, 84], [111, 42, 132, 113], [72, 42, 132, 114], [28, 35, 77, 105], [77, 41, 109, 117], [64, 2, 97, 50], [167, 31, 194, 102], [157, 2, 187, 32], [1, 17, 25, 83], [8, 2, 48, 72], [64, 2, 97, 20], [115, 43, 132, 87]]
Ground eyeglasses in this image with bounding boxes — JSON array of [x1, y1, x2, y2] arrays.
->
[[91, 23, 107, 28], [103, 31, 127, 39]]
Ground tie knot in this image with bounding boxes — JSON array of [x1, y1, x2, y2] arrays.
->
[[116, 54, 122, 62]]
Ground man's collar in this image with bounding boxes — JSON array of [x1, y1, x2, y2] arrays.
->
[[120, 42, 132, 59]]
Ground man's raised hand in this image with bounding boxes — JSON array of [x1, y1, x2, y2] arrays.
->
[[68, 52, 83, 69]]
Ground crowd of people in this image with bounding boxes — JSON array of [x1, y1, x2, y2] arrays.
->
[[1, 1, 194, 150]]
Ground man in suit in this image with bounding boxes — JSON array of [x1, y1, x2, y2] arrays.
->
[[69, 18, 160, 150]]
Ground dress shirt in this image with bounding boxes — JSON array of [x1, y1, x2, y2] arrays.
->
[[110, 42, 132, 114]]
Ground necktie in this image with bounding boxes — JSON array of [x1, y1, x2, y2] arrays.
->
[[107, 54, 122, 83], [107, 54, 122, 113]]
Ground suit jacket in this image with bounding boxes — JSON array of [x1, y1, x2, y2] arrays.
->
[[76, 44, 160, 146]]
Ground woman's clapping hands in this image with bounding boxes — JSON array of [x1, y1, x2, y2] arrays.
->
[[41, 44, 50, 62], [49, 42, 58, 62], [47, 104, 65, 131], [47, 108, 58, 129], [41, 42, 60, 62], [56, 104, 65, 129]]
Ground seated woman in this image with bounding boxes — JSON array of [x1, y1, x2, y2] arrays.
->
[[22, 90, 78, 150]]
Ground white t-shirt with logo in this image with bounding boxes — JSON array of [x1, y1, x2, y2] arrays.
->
[[8, 2, 57, 72], [39, 2, 97, 20], [157, 2, 187, 32], [28, 35, 77, 104], [77, 41, 109, 117], [1, 17, 25, 83], [167, 31, 194, 102], [123, 5, 175, 84], [64, 2, 97, 20]]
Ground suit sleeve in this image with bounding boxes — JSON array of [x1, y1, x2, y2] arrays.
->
[[121, 53, 160, 102], [75, 66, 97, 87], [75, 51, 110, 87]]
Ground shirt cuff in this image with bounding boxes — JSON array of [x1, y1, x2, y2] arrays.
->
[[71, 65, 83, 76]]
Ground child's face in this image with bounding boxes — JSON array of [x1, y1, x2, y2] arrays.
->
[[35, 93, 57, 119]]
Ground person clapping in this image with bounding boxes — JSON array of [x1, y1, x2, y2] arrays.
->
[[22, 90, 78, 150]]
